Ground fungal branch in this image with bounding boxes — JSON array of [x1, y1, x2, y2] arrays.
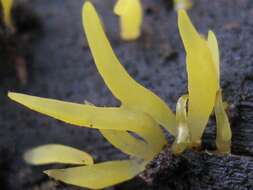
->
[[1, 0, 14, 29], [114, 0, 143, 40], [7, 1, 232, 189], [172, 95, 190, 155], [172, 10, 232, 154]]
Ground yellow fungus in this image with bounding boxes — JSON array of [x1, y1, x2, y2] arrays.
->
[[172, 95, 190, 155], [207, 30, 220, 83], [1, 0, 14, 28], [214, 90, 232, 153], [44, 159, 146, 190], [178, 10, 231, 152], [207, 31, 231, 153], [114, 0, 143, 40], [84, 1, 176, 135], [207, 30, 231, 153], [8, 1, 174, 188], [178, 10, 219, 147], [8, 92, 166, 160], [114, 0, 130, 15], [174, 0, 192, 10], [24, 144, 94, 165], [7, 2, 233, 189], [100, 130, 152, 159]]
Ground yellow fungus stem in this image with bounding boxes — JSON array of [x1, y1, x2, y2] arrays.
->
[[1, 0, 14, 29], [100, 130, 157, 161], [24, 144, 94, 165], [207, 30, 220, 84], [172, 95, 190, 155], [215, 90, 232, 153], [178, 10, 218, 145], [114, 0, 143, 40]]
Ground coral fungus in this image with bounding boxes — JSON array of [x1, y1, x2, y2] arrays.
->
[[172, 10, 231, 153], [114, 0, 143, 40], [8, 1, 175, 189], [8, 1, 232, 189]]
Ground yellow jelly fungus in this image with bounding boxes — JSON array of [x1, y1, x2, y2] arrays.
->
[[174, 0, 192, 10], [9, 92, 166, 161], [85, 1, 176, 136], [214, 90, 232, 153], [178, 10, 219, 147], [207, 31, 231, 153], [172, 95, 190, 155], [114, 0, 143, 40], [8, 1, 177, 189], [1, 0, 14, 28], [24, 144, 94, 165], [7, 2, 233, 188], [44, 160, 147, 190], [177, 10, 231, 152]]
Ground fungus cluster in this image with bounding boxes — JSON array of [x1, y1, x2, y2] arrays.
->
[[8, 1, 231, 189]]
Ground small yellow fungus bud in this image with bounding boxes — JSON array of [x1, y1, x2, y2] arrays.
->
[[1, 0, 14, 28], [174, 0, 192, 10], [114, 0, 143, 40], [172, 95, 191, 155]]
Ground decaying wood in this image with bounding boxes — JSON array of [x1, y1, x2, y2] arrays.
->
[[138, 146, 253, 190], [232, 78, 253, 157]]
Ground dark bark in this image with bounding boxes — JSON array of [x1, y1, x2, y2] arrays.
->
[[138, 146, 253, 190], [232, 77, 253, 157]]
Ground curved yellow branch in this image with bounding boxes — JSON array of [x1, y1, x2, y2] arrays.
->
[[8, 92, 166, 159], [44, 159, 146, 189], [24, 144, 94, 165], [83, 2, 176, 135], [178, 10, 218, 145]]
